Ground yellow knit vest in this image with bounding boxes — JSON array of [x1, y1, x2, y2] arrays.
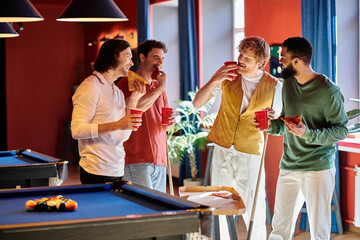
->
[[208, 72, 278, 155]]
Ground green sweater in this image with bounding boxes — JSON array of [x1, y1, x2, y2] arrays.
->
[[268, 74, 348, 171]]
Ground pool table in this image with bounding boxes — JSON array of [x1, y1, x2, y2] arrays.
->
[[0, 149, 67, 189], [0, 181, 212, 240]]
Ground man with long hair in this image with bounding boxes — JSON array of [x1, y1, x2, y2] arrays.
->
[[71, 39, 145, 184]]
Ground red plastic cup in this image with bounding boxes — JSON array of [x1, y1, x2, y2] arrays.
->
[[129, 108, 143, 129], [162, 107, 173, 125], [224, 61, 238, 80], [255, 110, 268, 130]]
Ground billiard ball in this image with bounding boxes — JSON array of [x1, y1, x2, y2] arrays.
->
[[65, 200, 78, 212], [35, 201, 46, 211], [46, 200, 56, 211], [49, 197, 57, 201], [25, 200, 36, 211], [55, 199, 66, 211]]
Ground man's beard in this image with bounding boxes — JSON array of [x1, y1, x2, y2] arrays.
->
[[119, 67, 129, 77], [281, 63, 297, 80]]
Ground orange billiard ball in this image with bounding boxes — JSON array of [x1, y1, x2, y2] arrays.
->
[[65, 200, 78, 212], [25, 200, 36, 211]]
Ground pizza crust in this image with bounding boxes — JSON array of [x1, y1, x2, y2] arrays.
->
[[280, 115, 302, 127]]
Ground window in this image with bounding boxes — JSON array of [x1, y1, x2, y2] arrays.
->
[[233, 0, 245, 60]]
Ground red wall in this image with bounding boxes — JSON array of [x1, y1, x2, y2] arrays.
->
[[83, 0, 138, 76], [5, 1, 138, 157], [244, 0, 302, 210], [6, 3, 84, 157]]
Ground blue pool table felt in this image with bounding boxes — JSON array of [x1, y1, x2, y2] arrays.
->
[[0, 151, 56, 166], [0, 184, 194, 226]]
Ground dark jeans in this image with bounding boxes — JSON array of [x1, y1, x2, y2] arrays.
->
[[80, 166, 122, 184]]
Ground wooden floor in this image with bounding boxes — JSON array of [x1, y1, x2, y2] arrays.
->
[[235, 217, 360, 240], [62, 164, 360, 240]]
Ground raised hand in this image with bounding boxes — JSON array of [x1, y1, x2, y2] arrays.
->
[[132, 79, 147, 94], [156, 70, 167, 88], [210, 64, 239, 84]]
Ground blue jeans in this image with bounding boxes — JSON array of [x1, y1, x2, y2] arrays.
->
[[124, 163, 166, 193]]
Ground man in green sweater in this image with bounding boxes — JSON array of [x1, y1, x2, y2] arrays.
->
[[265, 37, 348, 240]]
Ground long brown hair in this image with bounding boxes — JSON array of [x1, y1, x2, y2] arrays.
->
[[94, 39, 131, 72]]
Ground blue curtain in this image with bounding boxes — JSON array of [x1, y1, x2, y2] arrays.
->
[[301, 0, 340, 233], [178, 0, 201, 185], [301, 0, 337, 83], [178, 0, 199, 100], [135, 0, 150, 71], [137, 0, 150, 45]]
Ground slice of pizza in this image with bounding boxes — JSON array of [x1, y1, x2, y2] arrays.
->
[[280, 115, 302, 127], [128, 70, 147, 91], [211, 190, 233, 199], [151, 66, 160, 80]]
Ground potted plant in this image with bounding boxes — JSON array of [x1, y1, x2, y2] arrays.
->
[[167, 90, 217, 185], [346, 98, 360, 133]]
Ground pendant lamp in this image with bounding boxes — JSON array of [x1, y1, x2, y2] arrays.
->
[[0, 23, 19, 38], [0, 0, 44, 22], [57, 0, 128, 22]]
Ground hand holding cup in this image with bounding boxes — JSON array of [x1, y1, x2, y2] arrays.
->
[[129, 108, 143, 130], [161, 107, 173, 125], [254, 110, 269, 131], [224, 61, 238, 80]]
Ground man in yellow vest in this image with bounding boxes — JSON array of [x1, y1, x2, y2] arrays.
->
[[193, 36, 282, 239]]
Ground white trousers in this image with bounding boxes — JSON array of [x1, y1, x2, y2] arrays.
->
[[211, 145, 266, 240], [268, 167, 336, 240]]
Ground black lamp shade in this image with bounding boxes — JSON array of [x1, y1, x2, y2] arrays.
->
[[0, 23, 19, 38], [0, 0, 44, 22], [57, 0, 128, 22]]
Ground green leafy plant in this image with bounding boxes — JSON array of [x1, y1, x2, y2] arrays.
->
[[347, 98, 360, 133], [167, 90, 217, 181]]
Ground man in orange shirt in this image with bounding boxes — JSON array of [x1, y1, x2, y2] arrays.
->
[[117, 40, 175, 192]]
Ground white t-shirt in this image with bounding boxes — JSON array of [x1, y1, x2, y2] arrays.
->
[[71, 71, 131, 177], [211, 71, 282, 115]]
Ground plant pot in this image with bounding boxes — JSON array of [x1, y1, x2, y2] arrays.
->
[[183, 178, 203, 187]]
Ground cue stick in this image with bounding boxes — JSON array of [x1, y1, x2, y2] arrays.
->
[[166, 143, 174, 195], [246, 132, 269, 240]]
